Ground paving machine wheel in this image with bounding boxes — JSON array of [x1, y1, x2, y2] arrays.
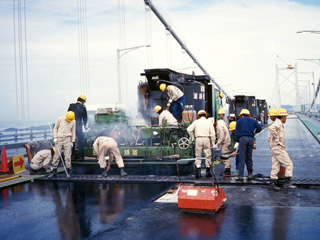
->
[[178, 137, 190, 149]]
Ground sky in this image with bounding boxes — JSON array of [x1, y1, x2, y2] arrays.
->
[[0, 0, 320, 125]]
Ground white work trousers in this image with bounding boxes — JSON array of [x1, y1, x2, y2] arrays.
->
[[30, 161, 51, 171], [98, 141, 124, 169], [194, 138, 212, 168], [52, 137, 72, 169], [270, 145, 293, 179], [221, 142, 231, 169]]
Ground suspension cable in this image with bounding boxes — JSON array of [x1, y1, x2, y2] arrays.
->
[[23, 0, 30, 126], [13, 0, 20, 126]]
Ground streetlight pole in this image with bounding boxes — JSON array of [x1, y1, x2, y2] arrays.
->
[[117, 45, 151, 104], [296, 29, 320, 111], [298, 85, 307, 111], [298, 72, 314, 111], [296, 59, 320, 112]]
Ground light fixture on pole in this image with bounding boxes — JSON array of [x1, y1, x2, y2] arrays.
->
[[297, 30, 320, 34], [117, 45, 151, 104]]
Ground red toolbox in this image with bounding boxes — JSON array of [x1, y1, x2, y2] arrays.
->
[[178, 184, 227, 213]]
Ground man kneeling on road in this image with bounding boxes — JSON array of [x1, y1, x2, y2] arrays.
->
[[93, 136, 127, 178], [29, 148, 55, 175]]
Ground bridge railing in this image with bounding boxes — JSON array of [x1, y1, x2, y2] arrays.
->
[[0, 127, 53, 161]]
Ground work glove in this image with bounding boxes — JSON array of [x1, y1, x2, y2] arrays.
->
[[167, 103, 171, 108], [54, 138, 57, 143], [71, 142, 73, 148], [211, 144, 218, 149], [234, 142, 239, 149]]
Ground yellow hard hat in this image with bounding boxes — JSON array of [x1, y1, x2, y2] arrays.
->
[[262, 110, 264, 113], [66, 111, 75, 122], [219, 93, 224, 98], [154, 105, 161, 113], [159, 83, 166, 92], [197, 110, 207, 117], [229, 121, 236, 131], [239, 109, 250, 116], [277, 108, 288, 116], [268, 108, 277, 116], [78, 94, 87, 102], [218, 108, 225, 115]]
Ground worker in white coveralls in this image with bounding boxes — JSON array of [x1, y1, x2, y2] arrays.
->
[[159, 83, 186, 121], [93, 136, 127, 178], [29, 148, 55, 175], [268, 108, 296, 191], [187, 110, 216, 179], [154, 105, 178, 126], [48, 111, 76, 178], [215, 118, 232, 176]]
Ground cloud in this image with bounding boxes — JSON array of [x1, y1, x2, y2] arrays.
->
[[0, 0, 319, 124]]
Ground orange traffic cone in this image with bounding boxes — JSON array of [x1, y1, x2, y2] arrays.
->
[[0, 146, 9, 173]]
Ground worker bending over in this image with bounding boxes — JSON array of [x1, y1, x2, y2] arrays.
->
[[159, 83, 186, 121], [29, 148, 54, 174], [187, 110, 216, 179], [48, 111, 76, 178], [235, 109, 262, 180], [268, 108, 296, 190], [215, 119, 232, 176], [93, 136, 127, 178], [154, 105, 178, 126]]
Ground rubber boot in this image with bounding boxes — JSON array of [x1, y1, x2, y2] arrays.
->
[[224, 168, 231, 176], [99, 168, 108, 178], [269, 179, 281, 191], [283, 177, 297, 189], [195, 167, 201, 179], [206, 167, 212, 177], [248, 170, 253, 180], [48, 168, 57, 178], [29, 168, 37, 175], [120, 168, 127, 177]]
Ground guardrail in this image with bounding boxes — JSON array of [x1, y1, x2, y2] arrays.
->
[[299, 112, 320, 121], [0, 129, 52, 144], [0, 127, 53, 161]]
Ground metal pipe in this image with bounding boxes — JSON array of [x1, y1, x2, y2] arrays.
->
[[144, 0, 229, 99]]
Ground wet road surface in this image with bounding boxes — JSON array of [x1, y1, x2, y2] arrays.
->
[[0, 182, 172, 240]]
